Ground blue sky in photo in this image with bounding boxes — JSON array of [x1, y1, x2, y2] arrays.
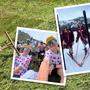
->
[[57, 4, 90, 21], [18, 28, 58, 43]]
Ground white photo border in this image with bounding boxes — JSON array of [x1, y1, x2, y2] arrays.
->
[[11, 27, 66, 86], [54, 3, 90, 76]]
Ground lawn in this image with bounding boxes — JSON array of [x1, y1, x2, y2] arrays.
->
[[0, 0, 90, 90]]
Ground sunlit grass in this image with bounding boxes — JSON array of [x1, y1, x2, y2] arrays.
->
[[0, 0, 90, 90]]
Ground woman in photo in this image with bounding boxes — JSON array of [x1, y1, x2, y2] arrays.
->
[[13, 48, 32, 78], [37, 36, 64, 83]]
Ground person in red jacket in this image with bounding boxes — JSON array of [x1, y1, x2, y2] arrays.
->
[[61, 27, 74, 56], [76, 24, 88, 55], [37, 36, 64, 83]]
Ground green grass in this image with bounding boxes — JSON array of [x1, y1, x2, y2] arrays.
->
[[0, 0, 90, 90]]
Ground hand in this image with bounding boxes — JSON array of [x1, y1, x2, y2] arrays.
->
[[63, 40, 67, 46], [14, 66, 22, 73]]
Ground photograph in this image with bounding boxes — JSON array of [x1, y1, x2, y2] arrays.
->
[[11, 27, 66, 86], [55, 3, 90, 75]]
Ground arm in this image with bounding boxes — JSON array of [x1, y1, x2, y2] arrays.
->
[[37, 57, 50, 81]]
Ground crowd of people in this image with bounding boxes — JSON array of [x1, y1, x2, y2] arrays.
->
[[60, 23, 89, 60], [13, 35, 64, 83]]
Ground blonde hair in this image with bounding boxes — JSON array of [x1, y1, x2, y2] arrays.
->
[[46, 36, 55, 44]]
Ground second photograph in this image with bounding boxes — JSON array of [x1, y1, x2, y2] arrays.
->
[[55, 3, 90, 75]]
